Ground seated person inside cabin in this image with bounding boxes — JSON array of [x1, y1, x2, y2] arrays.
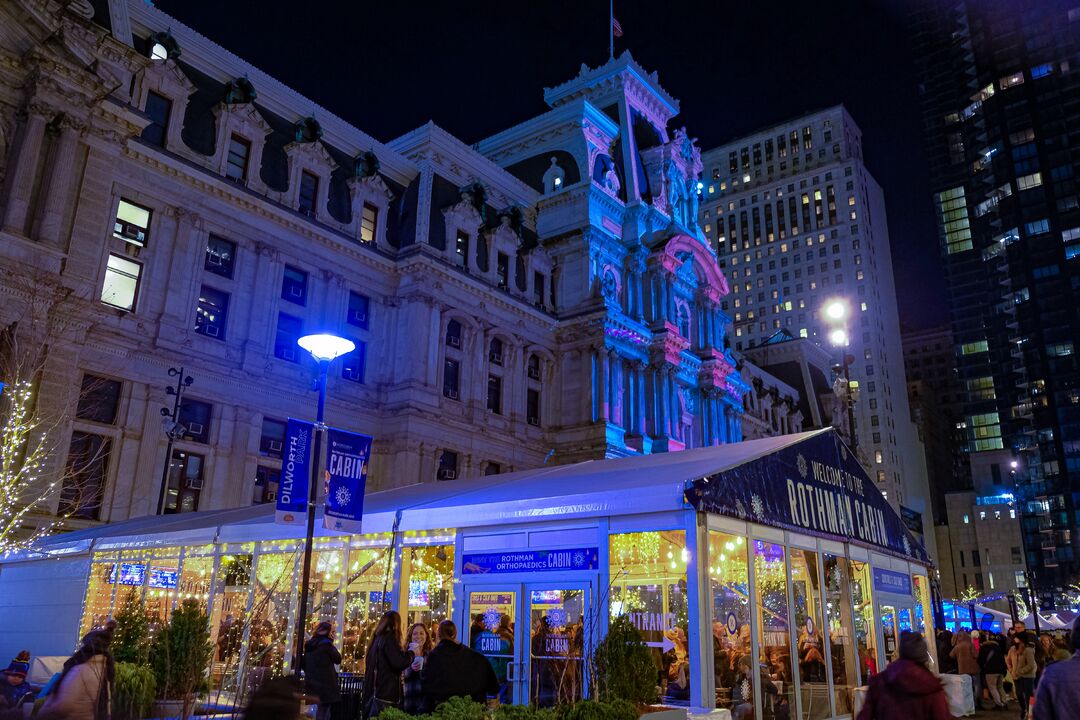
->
[[0, 652, 35, 712], [731, 654, 788, 720], [798, 627, 827, 683], [661, 627, 691, 702], [767, 647, 792, 683]]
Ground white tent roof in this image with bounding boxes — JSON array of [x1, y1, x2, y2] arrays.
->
[[7, 429, 864, 561]]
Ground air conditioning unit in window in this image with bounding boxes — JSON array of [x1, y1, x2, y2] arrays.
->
[[447, 336, 461, 348], [186, 422, 205, 436], [268, 440, 283, 453], [437, 469, 457, 481], [203, 325, 221, 338], [186, 476, 204, 490], [528, 416, 539, 426], [289, 286, 303, 298], [445, 389, 459, 400], [349, 310, 367, 324], [280, 347, 297, 362], [207, 253, 224, 267], [528, 367, 541, 380], [489, 353, 503, 364], [343, 367, 361, 381]]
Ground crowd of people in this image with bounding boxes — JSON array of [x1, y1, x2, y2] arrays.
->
[[858, 617, 1080, 720]]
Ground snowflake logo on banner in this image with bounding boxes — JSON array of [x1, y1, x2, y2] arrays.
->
[[734, 499, 747, 518], [903, 536, 912, 556], [751, 494, 765, 518], [797, 454, 808, 479], [573, 551, 586, 567], [334, 486, 352, 509]]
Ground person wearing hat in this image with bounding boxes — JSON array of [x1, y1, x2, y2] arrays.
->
[[856, 631, 950, 720], [0, 651, 35, 713], [303, 621, 341, 720]]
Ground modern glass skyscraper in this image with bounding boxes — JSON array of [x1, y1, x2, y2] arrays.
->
[[910, 0, 1080, 606]]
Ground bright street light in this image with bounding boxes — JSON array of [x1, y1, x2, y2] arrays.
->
[[298, 333, 355, 362], [829, 328, 849, 347], [824, 299, 849, 322]]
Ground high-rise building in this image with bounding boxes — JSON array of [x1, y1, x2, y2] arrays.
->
[[698, 108, 936, 550], [903, 325, 970, 523], [910, 0, 1080, 605]]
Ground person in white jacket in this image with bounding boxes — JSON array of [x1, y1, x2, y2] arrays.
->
[[38, 631, 112, 720]]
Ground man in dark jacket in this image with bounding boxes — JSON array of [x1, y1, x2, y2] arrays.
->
[[857, 631, 950, 720], [304, 622, 342, 720], [1033, 618, 1080, 720], [421, 620, 499, 711]]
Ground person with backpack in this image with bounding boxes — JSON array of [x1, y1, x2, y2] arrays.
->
[[1007, 632, 1037, 720], [978, 633, 1008, 710]]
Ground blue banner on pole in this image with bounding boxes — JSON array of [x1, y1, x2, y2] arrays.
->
[[276, 419, 314, 526], [323, 427, 373, 533]]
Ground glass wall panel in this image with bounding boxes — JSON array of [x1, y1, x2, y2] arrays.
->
[[912, 574, 936, 667], [791, 549, 828, 720], [848, 560, 877, 681], [403, 543, 455, 629], [247, 549, 298, 692], [178, 554, 214, 611], [708, 531, 751, 714], [303, 546, 344, 636], [753, 540, 794, 719], [610, 531, 689, 706], [880, 605, 899, 663], [823, 554, 857, 716], [341, 543, 394, 673], [209, 552, 253, 700], [145, 555, 181, 629], [81, 561, 118, 636]]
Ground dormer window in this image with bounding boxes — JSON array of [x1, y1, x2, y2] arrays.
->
[[454, 231, 469, 268], [226, 135, 251, 182], [142, 92, 171, 147], [360, 203, 378, 243], [298, 171, 319, 216], [497, 253, 509, 288], [542, 157, 566, 194]]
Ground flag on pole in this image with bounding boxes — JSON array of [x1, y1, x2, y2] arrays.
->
[[612, 16, 623, 38]]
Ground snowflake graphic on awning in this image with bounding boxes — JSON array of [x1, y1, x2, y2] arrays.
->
[[751, 494, 765, 518], [797, 453, 808, 478]]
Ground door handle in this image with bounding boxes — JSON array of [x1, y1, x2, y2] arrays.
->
[[506, 661, 515, 682]]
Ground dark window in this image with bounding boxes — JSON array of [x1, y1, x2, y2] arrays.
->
[[534, 272, 546, 306], [76, 375, 122, 424], [445, 320, 462, 348], [164, 450, 203, 514], [205, 235, 236, 278], [178, 399, 212, 443], [454, 231, 469, 267], [484, 462, 502, 476], [298, 171, 319, 215], [341, 341, 365, 383], [194, 285, 229, 339], [142, 91, 171, 147], [497, 253, 509, 288], [527, 388, 540, 426], [347, 291, 370, 329], [225, 135, 251, 182], [281, 266, 308, 305], [489, 338, 504, 365], [253, 466, 280, 504], [487, 375, 502, 414], [437, 450, 458, 480], [113, 199, 151, 247], [527, 354, 541, 381], [972, 550, 981, 567], [59, 432, 111, 520], [259, 418, 287, 458], [443, 359, 460, 399], [360, 203, 378, 243], [274, 313, 303, 362]]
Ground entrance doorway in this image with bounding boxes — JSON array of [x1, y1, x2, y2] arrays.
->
[[878, 603, 914, 663], [463, 583, 590, 706]]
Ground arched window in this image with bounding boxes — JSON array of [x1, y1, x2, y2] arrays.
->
[[527, 354, 541, 381], [489, 338, 504, 365], [446, 320, 462, 348]]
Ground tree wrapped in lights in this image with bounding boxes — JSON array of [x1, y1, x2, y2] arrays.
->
[[0, 272, 103, 554]]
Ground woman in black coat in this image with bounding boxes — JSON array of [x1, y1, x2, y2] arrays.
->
[[361, 611, 415, 718], [304, 622, 342, 720]]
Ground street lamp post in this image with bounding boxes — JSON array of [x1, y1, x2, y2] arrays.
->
[[155, 367, 194, 515], [292, 333, 355, 678]]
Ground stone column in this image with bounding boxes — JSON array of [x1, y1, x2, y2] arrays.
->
[[161, 210, 202, 327], [2, 109, 48, 234], [596, 347, 608, 423], [659, 367, 672, 437], [635, 365, 646, 435], [36, 116, 84, 247]]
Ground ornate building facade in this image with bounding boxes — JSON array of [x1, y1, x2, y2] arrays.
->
[[0, 0, 775, 528]]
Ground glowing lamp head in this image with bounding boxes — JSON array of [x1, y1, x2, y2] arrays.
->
[[828, 328, 849, 347], [298, 333, 355, 362], [150, 42, 168, 61], [824, 299, 849, 322]]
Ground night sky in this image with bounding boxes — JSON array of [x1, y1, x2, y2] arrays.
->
[[154, 0, 944, 329]]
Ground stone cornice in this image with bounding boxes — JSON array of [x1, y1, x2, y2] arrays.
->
[[543, 51, 679, 118], [125, 0, 418, 186], [474, 98, 619, 164]]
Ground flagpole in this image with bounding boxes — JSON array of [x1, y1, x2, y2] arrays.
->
[[609, 0, 614, 59]]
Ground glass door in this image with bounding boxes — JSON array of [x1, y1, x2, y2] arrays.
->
[[464, 582, 591, 706], [525, 584, 588, 708], [879, 605, 899, 663]]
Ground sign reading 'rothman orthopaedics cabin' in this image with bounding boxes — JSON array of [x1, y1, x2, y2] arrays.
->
[[685, 430, 929, 563]]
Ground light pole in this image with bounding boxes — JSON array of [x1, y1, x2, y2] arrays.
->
[[823, 299, 858, 450], [292, 333, 355, 677], [155, 367, 194, 515]]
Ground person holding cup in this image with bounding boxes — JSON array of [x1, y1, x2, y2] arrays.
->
[[403, 623, 434, 715]]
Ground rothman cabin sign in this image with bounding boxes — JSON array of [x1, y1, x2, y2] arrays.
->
[[686, 431, 929, 563]]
